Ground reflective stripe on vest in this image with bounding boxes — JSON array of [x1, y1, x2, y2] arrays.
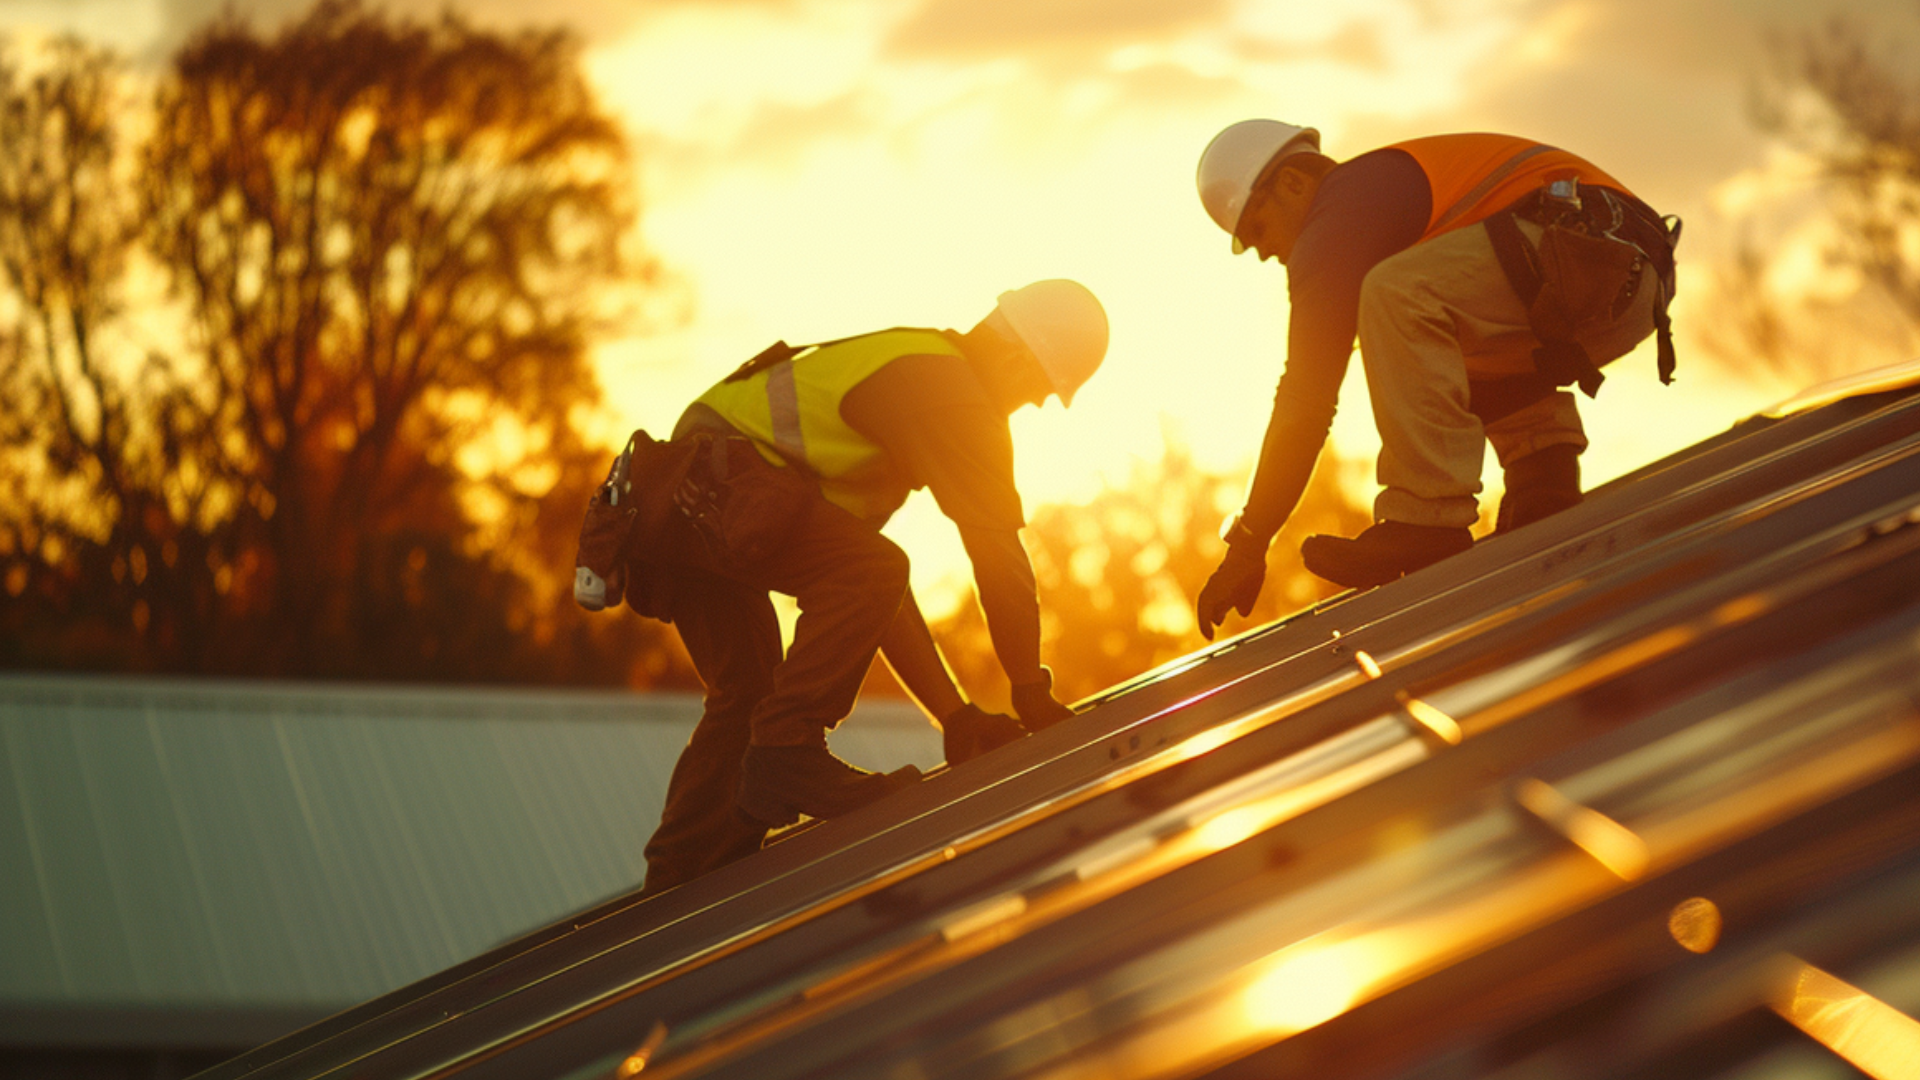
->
[[1388, 133, 1633, 242], [694, 327, 963, 522], [766, 360, 805, 463]]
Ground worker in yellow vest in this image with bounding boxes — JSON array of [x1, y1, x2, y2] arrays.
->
[[1191, 122, 1681, 633], [632, 280, 1107, 896]]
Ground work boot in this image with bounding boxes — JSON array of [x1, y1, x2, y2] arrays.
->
[[942, 703, 1027, 766], [1300, 521, 1474, 590], [1495, 444, 1582, 534], [735, 744, 921, 827]]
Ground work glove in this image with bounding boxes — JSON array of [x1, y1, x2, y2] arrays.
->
[[1197, 544, 1265, 641], [941, 703, 1027, 766], [1009, 667, 1076, 730]]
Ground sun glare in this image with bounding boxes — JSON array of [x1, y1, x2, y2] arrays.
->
[[1238, 931, 1401, 1036]]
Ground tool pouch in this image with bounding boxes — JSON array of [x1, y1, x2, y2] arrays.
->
[[573, 429, 705, 612], [675, 435, 817, 568], [1527, 223, 1645, 343], [1486, 181, 1680, 399]]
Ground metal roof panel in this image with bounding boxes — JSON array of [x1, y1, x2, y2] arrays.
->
[[0, 675, 938, 1043]]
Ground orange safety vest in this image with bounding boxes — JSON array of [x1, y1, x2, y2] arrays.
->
[[1388, 133, 1631, 243]]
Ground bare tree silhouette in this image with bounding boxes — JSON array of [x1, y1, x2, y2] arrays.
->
[[928, 442, 1369, 708], [1703, 15, 1920, 381], [0, 4, 694, 687]]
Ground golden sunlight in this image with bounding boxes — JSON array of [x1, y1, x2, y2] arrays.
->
[[1237, 930, 1402, 1036], [571, 0, 1808, 604], [1770, 958, 1920, 1080]]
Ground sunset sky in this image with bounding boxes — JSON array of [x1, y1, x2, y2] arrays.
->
[[5, 0, 1910, 608]]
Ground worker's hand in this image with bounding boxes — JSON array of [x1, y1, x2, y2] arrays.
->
[[941, 703, 1027, 766], [1010, 668, 1076, 730], [1197, 545, 1265, 641]]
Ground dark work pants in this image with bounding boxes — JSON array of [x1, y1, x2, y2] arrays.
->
[[638, 484, 911, 897]]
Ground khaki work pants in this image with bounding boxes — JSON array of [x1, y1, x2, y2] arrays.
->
[[1356, 219, 1659, 528]]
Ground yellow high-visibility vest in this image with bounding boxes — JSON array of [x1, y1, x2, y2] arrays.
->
[[695, 328, 963, 523]]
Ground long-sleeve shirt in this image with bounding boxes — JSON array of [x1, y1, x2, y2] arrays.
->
[[840, 347, 1044, 685], [1240, 147, 1432, 542]]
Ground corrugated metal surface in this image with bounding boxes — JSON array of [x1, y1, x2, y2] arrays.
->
[[185, 381, 1920, 1080], [0, 674, 938, 1045]]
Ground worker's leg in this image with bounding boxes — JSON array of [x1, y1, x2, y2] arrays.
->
[[1483, 394, 1587, 532], [639, 446, 919, 829], [726, 501, 919, 825], [1358, 222, 1538, 528], [1471, 230, 1657, 533], [1304, 225, 1524, 586], [638, 568, 781, 897], [742, 501, 912, 749]]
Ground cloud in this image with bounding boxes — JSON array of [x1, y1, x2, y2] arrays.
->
[[1410, 0, 1918, 243], [1233, 19, 1391, 72], [1103, 61, 1250, 112], [885, 0, 1229, 60], [643, 89, 883, 189], [153, 0, 766, 50]]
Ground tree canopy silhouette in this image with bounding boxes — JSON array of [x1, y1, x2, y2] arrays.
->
[[1706, 14, 1920, 381], [0, 3, 694, 686]]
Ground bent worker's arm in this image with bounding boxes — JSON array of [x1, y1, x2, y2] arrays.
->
[[880, 576, 1030, 765], [956, 524, 1045, 686], [960, 523, 1073, 728], [1200, 367, 1337, 641], [1235, 223, 1369, 542], [1238, 148, 1434, 545], [841, 350, 1071, 726], [878, 586, 966, 722], [1239, 374, 1340, 544], [884, 572, 1032, 763]]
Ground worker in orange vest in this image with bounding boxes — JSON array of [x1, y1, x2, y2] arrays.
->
[[1192, 123, 1680, 633]]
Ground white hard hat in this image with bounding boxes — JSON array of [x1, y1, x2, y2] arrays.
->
[[994, 279, 1108, 407], [1196, 119, 1320, 254]]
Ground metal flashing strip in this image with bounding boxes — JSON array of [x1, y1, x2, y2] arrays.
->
[[1769, 958, 1920, 1079]]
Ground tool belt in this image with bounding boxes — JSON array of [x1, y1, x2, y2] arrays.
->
[[572, 416, 820, 614], [1480, 179, 1681, 408], [672, 429, 817, 568], [572, 429, 705, 613]]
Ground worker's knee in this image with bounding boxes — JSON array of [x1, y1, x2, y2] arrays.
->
[[1485, 392, 1587, 466], [868, 538, 910, 598]]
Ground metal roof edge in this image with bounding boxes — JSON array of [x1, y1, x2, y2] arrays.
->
[[1761, 355, 1920, 419], [0, 671, 700, 725], [0, 1001, 336, 1051], [0, 672, 936, 730]]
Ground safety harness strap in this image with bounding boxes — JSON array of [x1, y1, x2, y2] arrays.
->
[[1483, 209, 1608, 399], [1609, 196, 1682, 386], [1484, 208, 1543, 305]]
